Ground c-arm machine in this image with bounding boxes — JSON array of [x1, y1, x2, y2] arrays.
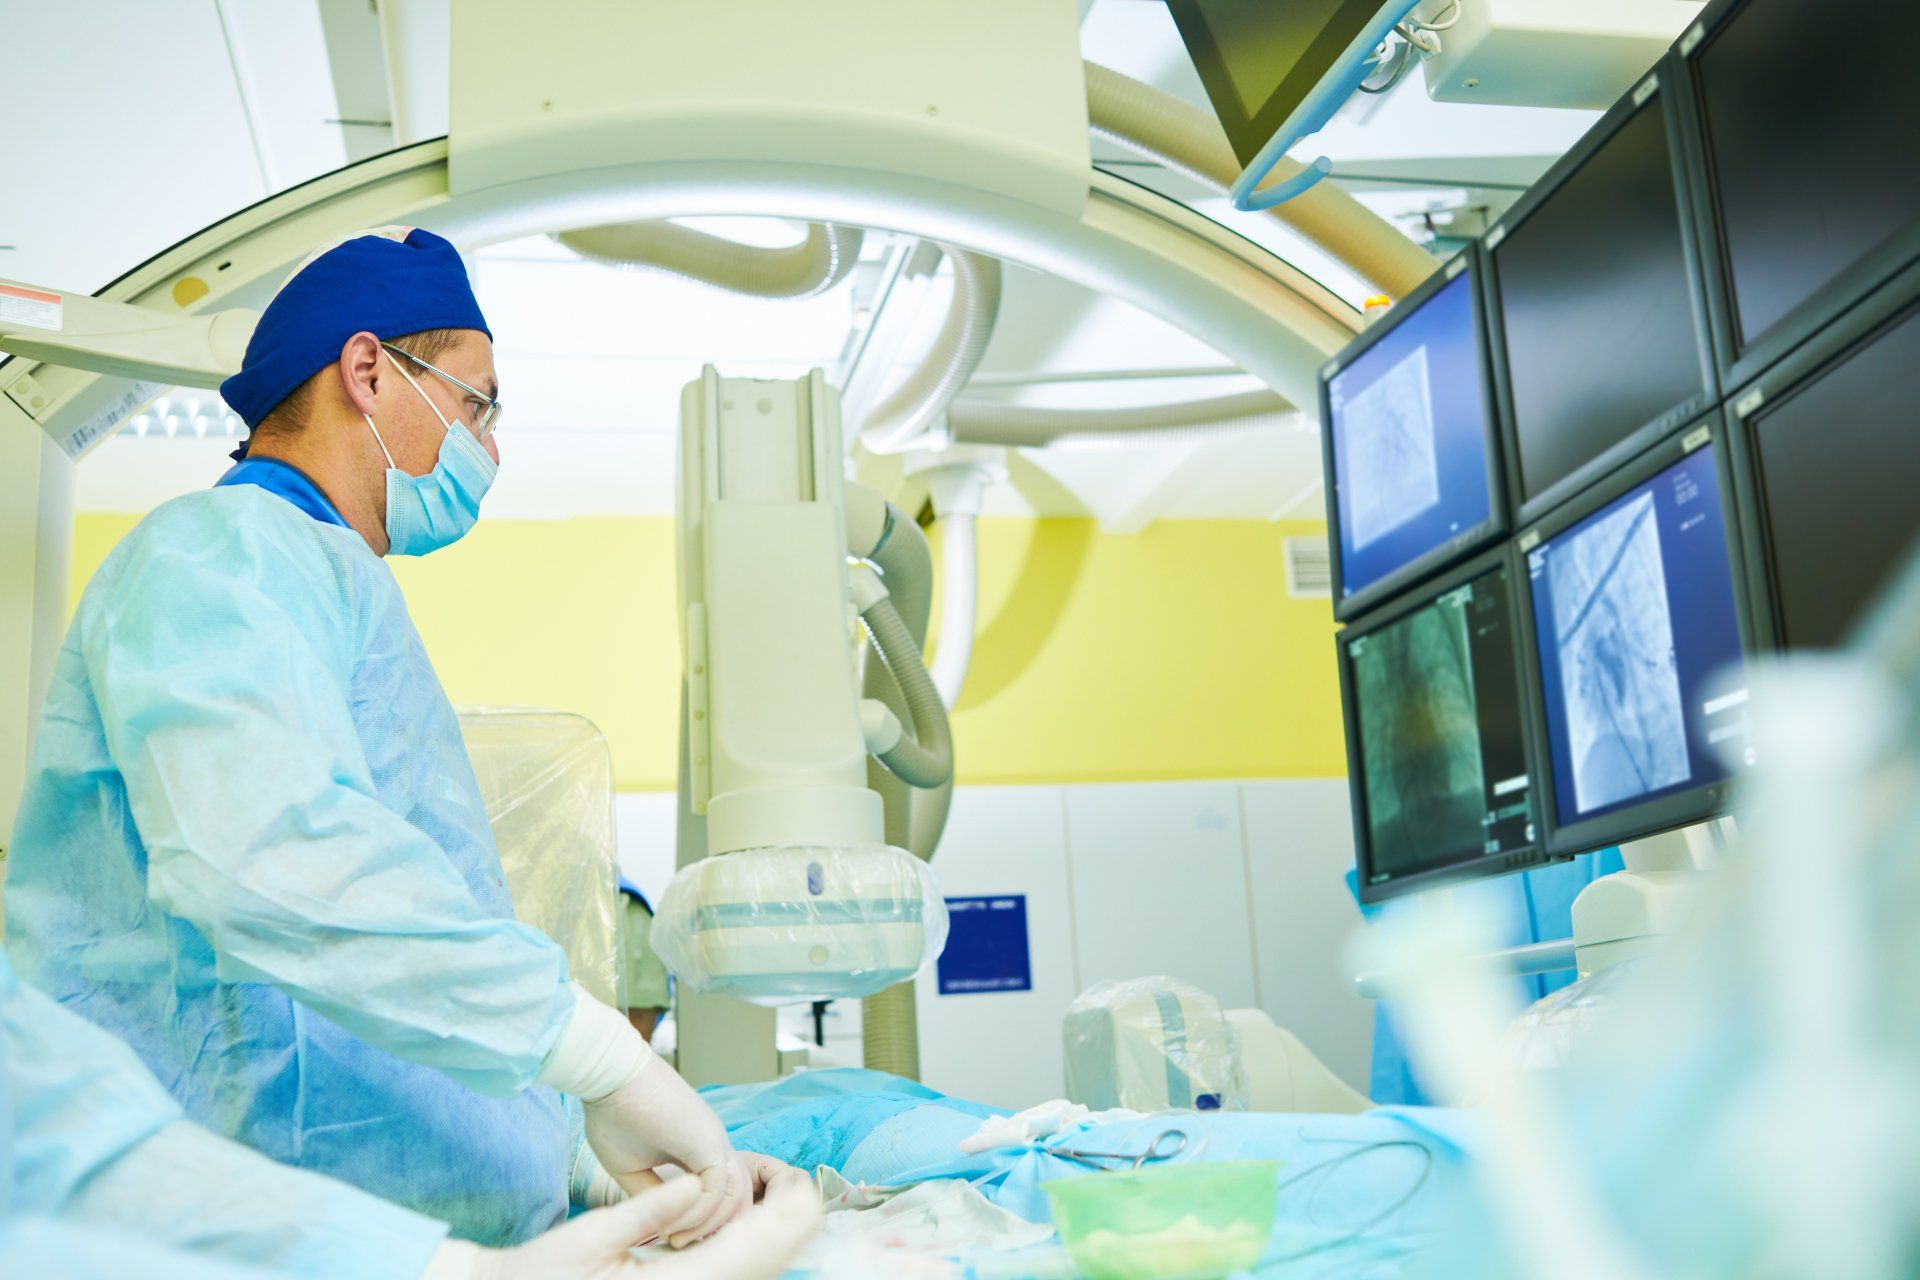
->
[[655, 367, 958, 1083]]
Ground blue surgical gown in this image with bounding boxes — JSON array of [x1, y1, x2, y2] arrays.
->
[[1357, 852, 1627, 1105], [5, 481, 577, 1244], [1, 951, 447, 1276]]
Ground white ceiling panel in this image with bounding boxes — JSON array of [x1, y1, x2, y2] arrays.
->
[[0, 0, 269, 291]]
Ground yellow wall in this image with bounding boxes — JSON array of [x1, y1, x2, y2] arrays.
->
[[69, 513, 1345, 790]]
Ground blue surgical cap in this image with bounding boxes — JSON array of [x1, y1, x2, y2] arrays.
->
[[220, 227, 491, 433]]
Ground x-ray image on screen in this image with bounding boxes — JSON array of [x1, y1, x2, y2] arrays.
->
[[1328, 268, 1497, 607], [1352, 592, 1483, 873], [1343, 344, 1441, 551], [1545, 491, 1692, 814]]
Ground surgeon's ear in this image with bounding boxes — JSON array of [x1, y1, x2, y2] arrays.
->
[[337, 331, 384, 417]]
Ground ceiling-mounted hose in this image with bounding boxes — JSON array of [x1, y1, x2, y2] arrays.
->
[[947, 389, 1301, 449], [857, 245, 1003, 455], [1085, 62, 1438, 299], [554, 221, 865, 299]]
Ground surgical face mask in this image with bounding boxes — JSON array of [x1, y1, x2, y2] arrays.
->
[[363, 355, 498, 556]]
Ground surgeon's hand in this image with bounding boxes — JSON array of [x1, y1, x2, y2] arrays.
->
[[429, 1175, 820, 1280], [739, 1152, 807, 1202], [585, 1057, 748, 1246], [536, 985, 745, 1246]]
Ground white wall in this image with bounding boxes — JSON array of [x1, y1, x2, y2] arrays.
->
[[614, 778, 1374, 1109]]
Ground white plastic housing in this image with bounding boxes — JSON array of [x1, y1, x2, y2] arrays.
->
[[652, 843, 948, 1005], [678, 368, 883, 856], [449, 0, 1091, 217], [1416, 0, 1706, 110]]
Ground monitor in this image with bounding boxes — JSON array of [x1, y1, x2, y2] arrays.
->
[[1732, 269, 1920, 650], [1165, 0, 1386, 168], [1322, 250, 1503, 620], [1680, 0, 1920, 386], [1520, 421, 1750, 854], [1489, 69, 1716, 518], [1338, 550, 1547, 904]]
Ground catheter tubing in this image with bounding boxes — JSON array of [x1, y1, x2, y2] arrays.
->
[[857, 246, 1002, 455], [949, 389, 1301, 448], [1086, 63, 1436, 298], [1226, 0, 1427, 213], [554, 221, 864, 298]]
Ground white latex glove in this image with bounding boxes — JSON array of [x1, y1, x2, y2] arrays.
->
[[424, 1175, 819, 1280], [739, 1151, 808, 1202], [577, 1150, 803, 1212], [538, 984, 745, 1246]]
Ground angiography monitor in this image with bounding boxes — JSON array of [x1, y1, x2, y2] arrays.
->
[[1322, 248, 1503, 621], [1678, 0, 1920, 386], [1520, 420, 1750, 855], [1338, 550, 1547, 904], [1730, 268, 1920, 651], [1488, 66, 1716, 519]]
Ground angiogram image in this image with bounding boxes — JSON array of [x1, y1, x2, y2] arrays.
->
[[1344, 344, 1441, 551], [1354, 593, 1484, 871], [1546, 492, 1692, 814]]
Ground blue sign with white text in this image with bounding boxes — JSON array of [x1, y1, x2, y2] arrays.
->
[[936, 895, 1032, 995]]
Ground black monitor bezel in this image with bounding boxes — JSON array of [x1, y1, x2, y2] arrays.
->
[[1514, 412, 1756, 857], [1670, 0, 1920, 397], [1337, 545, 1557, 905], [1724, 258, 1920, 653], [1483, 56, 1722, 525], [1318, 245, 1509, 623]]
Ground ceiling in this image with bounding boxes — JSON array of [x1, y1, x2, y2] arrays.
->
[[3, 0, 1608, 527]]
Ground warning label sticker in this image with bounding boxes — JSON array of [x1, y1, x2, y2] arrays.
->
[[0, 283, 62, 332]]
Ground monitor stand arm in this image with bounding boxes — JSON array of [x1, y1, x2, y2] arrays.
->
[[1571, 820, 1730, 977]]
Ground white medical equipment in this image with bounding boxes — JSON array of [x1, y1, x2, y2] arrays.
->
[[1412, 0, 1706, 110], [1226, 1009, 1372, 1115], [1064, 977, 1370, 1116], [1064, 977, 1250, 1113], [648, 367, 951, 1014]]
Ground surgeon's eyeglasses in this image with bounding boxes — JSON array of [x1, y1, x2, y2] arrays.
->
[[382, 342, 503, 443]]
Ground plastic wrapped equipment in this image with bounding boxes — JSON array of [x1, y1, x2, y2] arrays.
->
[[457, 708, 620, 1005], [651, 843, 948, 1006], [1498, 960, 1639, 1075], [1064, 977, 1249, 1113]]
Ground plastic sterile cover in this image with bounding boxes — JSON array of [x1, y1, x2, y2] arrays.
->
[[651, 843, 948, 1006], [457, 708, 621, 1005], [1499, 960, 1640, 1074], [1064, 977, 1249, 1113]]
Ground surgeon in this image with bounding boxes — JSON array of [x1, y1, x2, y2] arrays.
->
[[3, 226, 765, 1247], [1, 948, 818, 1279]]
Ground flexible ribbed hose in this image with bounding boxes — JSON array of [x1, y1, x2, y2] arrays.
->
[[862, 598, 954, 790], [949, 389, 1301, 448], [554, 222, 864, 299], [858, 246, 1003, 454], [1085, 62, 1437, 299], [856, 509, 945, 1081]]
